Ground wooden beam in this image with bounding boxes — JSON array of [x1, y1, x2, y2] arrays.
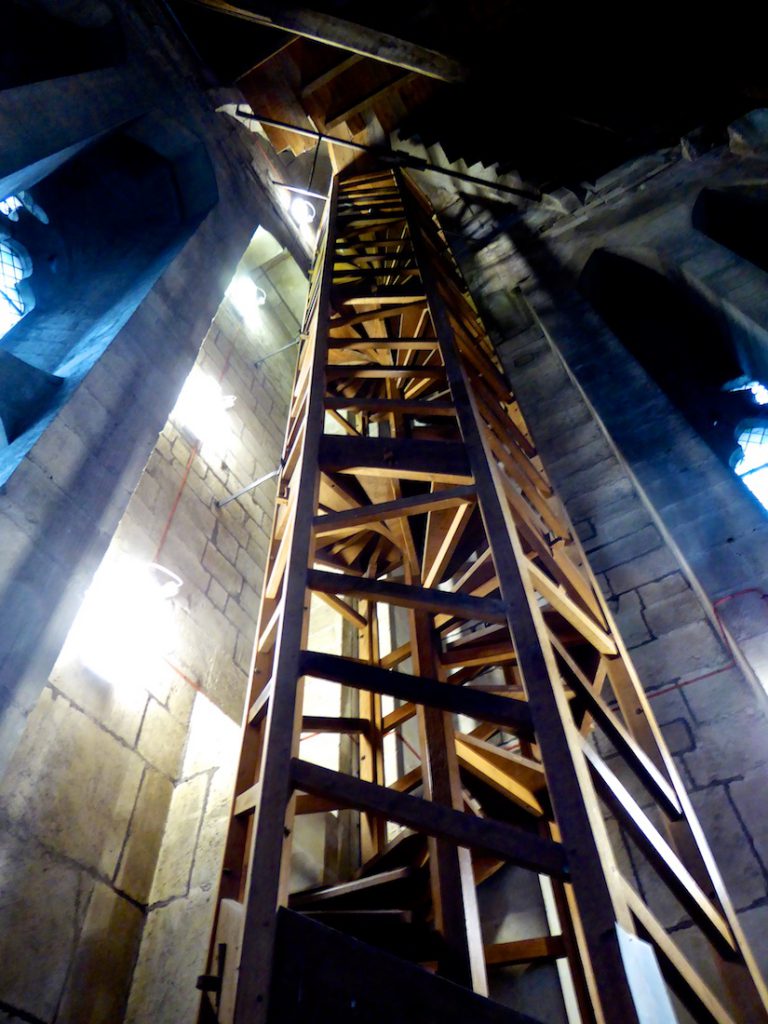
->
[[301, 53, 363, 97], [184, 0, 466, 82], [307, 569, 507, 623], [302, 716, 370, 734], [319, 435, 471, 484], [484, 935, 566, 967], [314, 484, 475, 536], [326, 72, 417, 129], [299, 650, 534, 735], [291, 759, 568, 877]]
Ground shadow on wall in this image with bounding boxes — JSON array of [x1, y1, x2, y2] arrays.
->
[[578, 247, 768, 466], [0, 113, 219, 484], [1, 0, 125, 92], [693, 184, 768, 275]]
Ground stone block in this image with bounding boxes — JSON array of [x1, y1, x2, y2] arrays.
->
[[207, 576, 227, 611], [182, 694, 240, 778], [225, 593, 255, 638], [690, 784, 766, 909], [608, 590, 651, 648], [630, 620, 728, 690], [606, 547, 680, 596], [716, 590, 768, 644], [0, 831, 92, 1021], [728, 108, 768, 156], [49, 651, 148, 748], [234, 631, 253, 674], [115, 767, 174, 902], [124, 885, 213, 1024], [190, 761, 237, 891], [239, 580, 261, 620], [56, 884, 144, 1024], [160, 532, 212, 595], [0, 689, 143, 877], [681, 666, 763, 725], [166, 673, 197, 727], [150, 772, 209, 904], [137, 698, 188, 780], [587, 505, 656, 551], [202, 542, 243, 597], [588, 524, 663, 574], [683, 701, 768, 786], [739, 902, 768, 979], [730, 765, 768, 878], [212, 520, 239, 566], [643, 588, 706, 638], [638, 572, 690, 606]]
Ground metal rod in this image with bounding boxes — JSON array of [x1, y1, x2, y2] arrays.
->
[[254, 336, 301, 368], [270, 180, 328, 201], [238, 109, 543, 204], [216, 468, 280, 508]]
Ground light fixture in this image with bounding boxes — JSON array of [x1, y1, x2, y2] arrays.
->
[[290, 196, 316, 225], [70, 558, 182, 689], [171, 365, 235, 454]]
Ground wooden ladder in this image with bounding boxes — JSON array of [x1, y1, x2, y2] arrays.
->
[[198, 167, 768, 1024]]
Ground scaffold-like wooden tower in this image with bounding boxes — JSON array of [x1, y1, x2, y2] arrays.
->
[[199, 168, 768, 1024]]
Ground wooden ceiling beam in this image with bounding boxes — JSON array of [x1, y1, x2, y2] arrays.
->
[[181, 0, 467, 82]]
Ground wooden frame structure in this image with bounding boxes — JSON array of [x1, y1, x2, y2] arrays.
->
[[199, 168, 768, 1024]]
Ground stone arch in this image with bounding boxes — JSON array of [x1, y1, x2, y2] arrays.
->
[[579, 246, 767, 465], [0, 111, 218, 483]]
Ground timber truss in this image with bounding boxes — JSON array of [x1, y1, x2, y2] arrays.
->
[[199, 169, 768, 1024]]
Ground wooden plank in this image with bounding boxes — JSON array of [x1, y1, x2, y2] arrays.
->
[[329, 300, 427, 330], [527, 561, 617, 656], [290, 759, 568, 877], [300, 53, 363, 96], [327, 363, 443, 380], [186, 1, 467, 81], [456, 734, 546, 793], [423, 486, 476, 587], [302, 716, 370, 734], [307, 569, 507, 623], [319, 435, 472, 484], [314, 484, 475, 536], [485, 935, 566, 967], [325, 396, 455, 417], [328, 339, 436, 351], [295, 793, 344, 815], [289, 867, 414, 907], [456, 737, 544, 818], [299, 650, 534, 735], [382, 702, 417, 732], [313, 588, 367, 629]]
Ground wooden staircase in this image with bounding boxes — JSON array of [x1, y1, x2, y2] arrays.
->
[[198, 167, 768, 1024]]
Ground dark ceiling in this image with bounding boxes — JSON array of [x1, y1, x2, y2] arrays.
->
[[167, 0, 767, 191]]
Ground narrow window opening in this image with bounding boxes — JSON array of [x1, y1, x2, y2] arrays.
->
[[0, 236, 31, 338], [734, 423, 768, 510]]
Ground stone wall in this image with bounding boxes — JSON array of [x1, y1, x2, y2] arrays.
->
[[0, 0, 307, 776], [0, 222, 302, 1022], [450, 142, 768, 993]]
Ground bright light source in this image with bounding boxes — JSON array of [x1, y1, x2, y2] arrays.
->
[[70, 558, 182, 689], [290, 197, 316, 225], [0, 195, 23, 220], [171, 365, 235, 454], [226, 274, 266, 327], [729, 379, 768, 406]]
